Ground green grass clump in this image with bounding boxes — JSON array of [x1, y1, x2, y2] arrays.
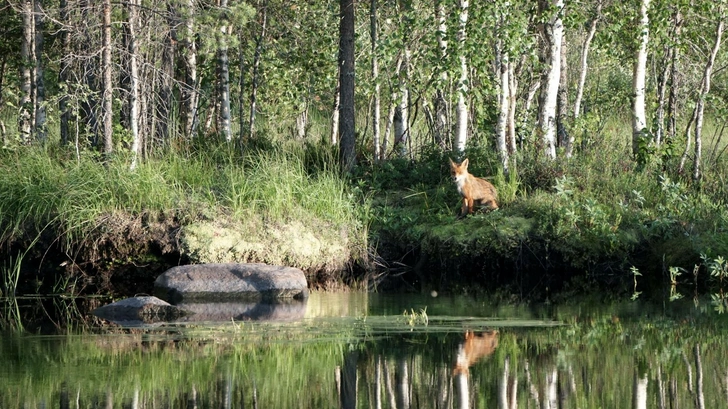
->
[[0, 140, 366, 277]]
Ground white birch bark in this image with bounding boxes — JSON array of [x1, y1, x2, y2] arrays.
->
[[539, 0, 563, 159], [434, 0, 449, 149], [631, 0, 650, 156], [455, 0, 469, 153], [183, 0, 199, 139], [102, 0, 113, 154], [693, 12, 723, 181], [496, 43, 510, 173], [128, 0, 141, 169], [217, 0, 232, 142], [331, 74, 340, 145], [395, 47, 410, 157], [33, 0, 46, 143], [371, 0, 381, 160], [573, 1, 601, 122], [19, 0, 33, 143]]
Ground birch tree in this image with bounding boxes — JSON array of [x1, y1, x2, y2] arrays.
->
[[102, 0, 113, 155], [33, 0, 46, 143], [217, 0, 232, 142], [127, 0, 141, 169], [181, 0, 199, 139], [631, 0, 650, 157], [18, 0, 33, 143], [371, 0, 382, 160], [454, 0, 469, 153], [538, 0, 564, 159], [248, 2, 267, 139]]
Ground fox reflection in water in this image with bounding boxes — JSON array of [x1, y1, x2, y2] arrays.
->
[[453, 330, 499, 375]]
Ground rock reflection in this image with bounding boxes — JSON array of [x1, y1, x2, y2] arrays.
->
[[175, 299, 307, 322]]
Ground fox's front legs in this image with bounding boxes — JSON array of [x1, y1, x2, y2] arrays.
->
[[459, 197, 472, 218]]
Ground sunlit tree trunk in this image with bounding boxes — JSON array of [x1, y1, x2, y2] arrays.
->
[[498, 356, 510, 409], [573, 0, 600, 125], [495, 38, 510, 174], [19, 0, 33, 144], [157, 5, 175, 144], [102, 0, 113, 155], [128, 0, 141, 169], [331, 73, 340, 144], [631, 0, 650, 157], [455, 0, 469, 153], [507, 60, 518, 154], [394, 46, 410, 158], [249, 2, 267, 139], [34, 0, 46, 143], [383, 56, 404, 158], [556, 34, 568, 151], [180, 0, 199, 139], [217, 0, 232, 142], [538, 0, 563, 159], [692, 13, 723, 181], [338, 0, 356, 173], [544, 367, 558, 409], [371, 0, 382, 160]]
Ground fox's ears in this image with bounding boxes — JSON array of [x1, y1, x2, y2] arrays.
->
[[449, 158, 469, 168]]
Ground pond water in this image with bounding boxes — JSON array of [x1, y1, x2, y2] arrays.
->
[[2, 292, 728, 408]]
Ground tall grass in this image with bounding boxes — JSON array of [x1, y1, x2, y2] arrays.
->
[[0, 141, 363, 255]]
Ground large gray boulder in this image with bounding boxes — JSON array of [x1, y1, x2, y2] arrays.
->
[[92, 296, 190, 323], [154, 263, 309, 303]]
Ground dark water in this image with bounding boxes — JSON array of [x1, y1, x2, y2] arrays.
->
[[2, 292, 728, 408]]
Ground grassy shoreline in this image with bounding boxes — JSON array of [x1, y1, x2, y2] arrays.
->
[[1, 137, 727, 305]]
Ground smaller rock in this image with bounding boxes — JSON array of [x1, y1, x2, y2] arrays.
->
[[93, 296, 190, 323]]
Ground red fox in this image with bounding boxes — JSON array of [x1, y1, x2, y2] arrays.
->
[[453, 330, 499, 375], [449, 158, 498, 217]]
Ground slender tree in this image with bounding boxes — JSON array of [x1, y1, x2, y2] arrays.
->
[[248, 1, 267, 139], [102, 0, 113, 155], [338, 0, 356, 173], [128, 0, 141, 169], [217, 0, 232, 142], [33, 0, 45, 143], [454, 0, 469, 153], [371, 0, 382, 160], [18, 0, 33, 143], [631, 0, 650, 157], [538, 0, 564, 159]]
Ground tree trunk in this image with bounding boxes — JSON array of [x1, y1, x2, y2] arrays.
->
[[33, 0, 46, 143], [538, 0, 563, 159], [667, 11, 683, 143], [331, 73, 340, 145], [182, 0, 199, 139], [249, 1, 267, 139], [557, 32, 568, 151], [19, 0, 34, 144], [59, 0, 70, 145], [383, 56, 403, 158], [507, 59, 518, 154], [217, 0, 232, 142], [573, 1, 601, 122], [692, 14, 723, 181], [433, 0, 449, 150], [631, 0, 650, 157], [157, 4, 176, 144], [128, 0, 141, 169], [455, 0, 469, 153], [338, 0, 356, 173], [495, 39, 510, 173], [394, 47, 410, 158], [633, 368, 648, 409], [371, 0, 382, 160], [102, 0, 113, 155]]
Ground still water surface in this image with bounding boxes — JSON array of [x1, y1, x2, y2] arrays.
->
[[2, 292, 728, 408]]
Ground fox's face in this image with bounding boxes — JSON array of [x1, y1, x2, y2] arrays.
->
[[449, 158, 469, 183]]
